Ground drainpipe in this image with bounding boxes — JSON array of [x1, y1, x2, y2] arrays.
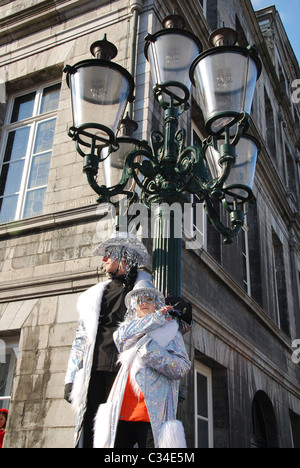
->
[[129, 0, 143, 119]]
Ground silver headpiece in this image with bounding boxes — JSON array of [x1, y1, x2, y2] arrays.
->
[[93, 232, 149, 267], [124, 280, 165, 321]]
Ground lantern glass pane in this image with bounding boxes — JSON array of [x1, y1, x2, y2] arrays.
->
[[225, 138, 258, 194], [192, 50, 258, 134], [206, 137, 258, 198], [205, 144, 222, 180], [70, 64, 131, 145], [101, 142, 133, 189], [148, 33, 200, 100]]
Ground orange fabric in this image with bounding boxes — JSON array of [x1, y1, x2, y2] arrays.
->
[[119, 377, 150, 422]]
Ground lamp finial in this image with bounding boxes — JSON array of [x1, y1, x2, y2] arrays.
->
[[162, 13, 185, 30], [90, 35, 118, 60], [209, 27, 238, 47]]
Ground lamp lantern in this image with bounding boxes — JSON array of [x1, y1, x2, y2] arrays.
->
[[64, 35, 135, 152], [190, 27, 262, 135], [99, 114, 151, 204], [145, 13, 203, 107], [205, 134, 260, 201]]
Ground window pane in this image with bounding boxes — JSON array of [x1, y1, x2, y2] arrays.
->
[[34, 119, 56, 154], [0, 354, 11, 397], [0, 195, 18, 223], [40, 84, 61, 114], [0, 160, 25, 196], [197, 419, 209, 448], [4, 127, 30, 163], [23, 187, 46, 218], [197, 372, 208, 418], [28, 152, 51, 189], [11, 92, 36, 123]]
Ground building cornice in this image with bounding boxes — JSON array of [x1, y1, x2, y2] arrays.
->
[[0, 203, 108, 240], [0, 0, 108, 45]]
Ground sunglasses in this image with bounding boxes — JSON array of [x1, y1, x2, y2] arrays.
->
[[136, 295, 156, 305]]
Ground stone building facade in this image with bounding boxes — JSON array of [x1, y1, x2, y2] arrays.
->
[[0, 0, 299, 448]]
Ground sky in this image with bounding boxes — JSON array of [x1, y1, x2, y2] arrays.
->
[[251, 0, 300, 64]]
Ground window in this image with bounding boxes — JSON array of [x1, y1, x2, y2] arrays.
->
[[198, 0, 207, 16], [0, 82, 61, 223], [241, 219, 251, 295], [251, 391, 279, 448], [285, 145, 297, 196], [185, 194, 207, 251], [272, 230, 290, 336], [290, 411, 300, 448], [185, 129, 207, 251], [0, 337, 18, 409], [247, 204, 263, 307], [264, 89, 276, 160], [194, 362, 213, 448]]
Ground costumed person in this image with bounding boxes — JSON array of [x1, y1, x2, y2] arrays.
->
[[93, 280, 191, 449], [0, 409, 8, 449], [64, 232, 151, 448]]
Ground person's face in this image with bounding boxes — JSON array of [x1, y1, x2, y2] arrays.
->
[[136, 297, 157, 318], [0, 414, 6, 430], [102, 255, 127, 275]]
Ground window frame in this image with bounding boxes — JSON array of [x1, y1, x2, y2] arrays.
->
[[194, 361, 214, 448], [185, 126, 207, 251], [199, 0, 208, 17], [241, 217, 251, 296], [0, 336, 19, 410], [0, 80, 61, 223]]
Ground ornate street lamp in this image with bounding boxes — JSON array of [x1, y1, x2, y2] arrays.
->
[[64, 15, 262, 298], [64, 35, 135, 152]]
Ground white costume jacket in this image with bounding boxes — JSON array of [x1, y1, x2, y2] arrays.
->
[[93, 312, 191, 448], [65, 270, 151, 447]]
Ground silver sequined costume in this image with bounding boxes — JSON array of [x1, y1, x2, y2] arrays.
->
[[65, 270, 151, 447], [93, 311, 191, 448]]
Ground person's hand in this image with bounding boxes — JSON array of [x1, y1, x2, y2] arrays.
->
[[160, 305, 174, 320], [165, 296, 193, 324]]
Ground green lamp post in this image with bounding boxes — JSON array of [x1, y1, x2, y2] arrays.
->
[[64, 14, 261, 298]]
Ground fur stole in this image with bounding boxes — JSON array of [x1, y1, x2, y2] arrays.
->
[[77, 270, 151, 343]]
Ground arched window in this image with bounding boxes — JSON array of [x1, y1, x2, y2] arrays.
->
[[251, 391, 279, 448]]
